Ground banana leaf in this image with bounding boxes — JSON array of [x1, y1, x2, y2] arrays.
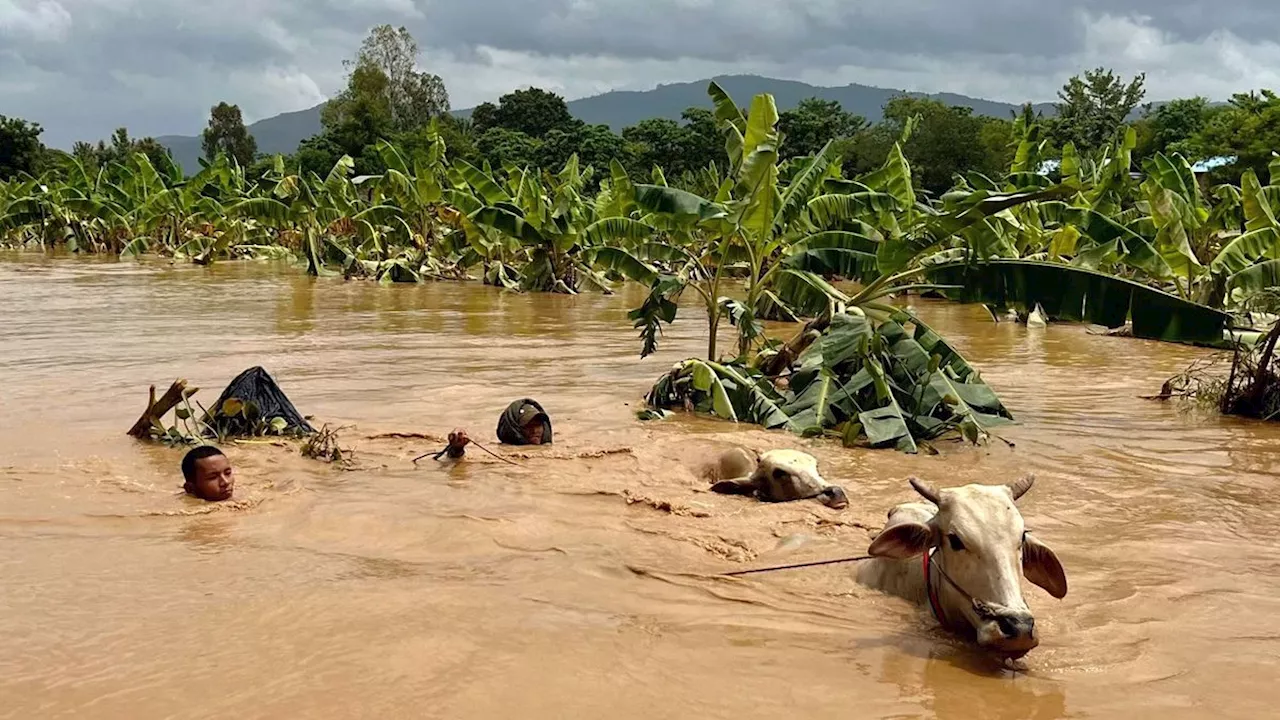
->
[[1209, 227, 1280, 276], [634, 184, 727, 223], [760, 267, 848, 319], [646, 309, 1011, 453], [586, 246, 658, 286], [1227, 259, 1280, 294], [878, 186, 1071, 276], [925, 259, 1229, 346], [772, 140, 840, 236]]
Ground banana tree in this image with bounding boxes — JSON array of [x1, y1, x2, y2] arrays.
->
[[628, 85, 851, 360], [453, 154, 655, 293], [638, 83, 1070, 452]]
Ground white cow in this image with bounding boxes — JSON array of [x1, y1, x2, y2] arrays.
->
[[708, 448, 849, 509], [856, 475, 1067, 658]]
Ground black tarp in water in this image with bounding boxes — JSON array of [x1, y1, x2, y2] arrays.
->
[[496, 398, 552, 445], [204, 366, 314, 437]]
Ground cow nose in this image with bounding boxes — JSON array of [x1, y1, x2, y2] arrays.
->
[[996, 613, 1035, 639]]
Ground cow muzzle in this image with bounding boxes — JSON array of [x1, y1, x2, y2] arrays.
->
[[973, 601, 1038, 658]]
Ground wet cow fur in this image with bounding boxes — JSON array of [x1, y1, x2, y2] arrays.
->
[[855, 476, 1068, 658], [708, 448, 849, 509]]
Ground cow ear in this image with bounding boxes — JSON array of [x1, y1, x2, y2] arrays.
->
[[868, 522, 934, 559], [1023, 533, 1068, 599]]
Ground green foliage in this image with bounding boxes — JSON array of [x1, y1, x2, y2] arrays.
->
[[202, 102, 258, 167], [0, 116, 46, 180], [1050, 68, 1147, 152], [473, 88, 575, 137], [337, 24, 449, 134], [71, 127, 176, 178], [927, 259, 1230, 346], [475, 128, 541, 169], [540, 123, 631, 179], [646, 310, 1015, 453], [1194, 91, 1280, 181], [14, 67, 1280, 446], [882, 96, 1010, 196], [778, 98, 867, 160], [1135, 97, 1211, 159]]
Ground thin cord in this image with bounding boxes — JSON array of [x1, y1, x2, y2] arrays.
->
[[469, 439, 521, 467], [719, 554, 873, 577]]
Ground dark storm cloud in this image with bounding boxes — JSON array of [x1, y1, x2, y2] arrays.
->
[[409, 0, 1087, 62], [3, 0, 1278, 149]]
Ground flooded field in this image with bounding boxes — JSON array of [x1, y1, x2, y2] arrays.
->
[[2, 254, 1278, 719]]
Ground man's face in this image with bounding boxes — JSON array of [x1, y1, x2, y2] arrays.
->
[[189, 454, 234, 501], [522, 422, 544, 444]]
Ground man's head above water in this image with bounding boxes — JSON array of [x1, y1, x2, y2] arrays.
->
[[517, 404, 547, 444], [497, 399, 552, 446], [181, 445, 234, 501]]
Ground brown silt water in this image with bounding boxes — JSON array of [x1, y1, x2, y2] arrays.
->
[[2, 254, 1278, 719]]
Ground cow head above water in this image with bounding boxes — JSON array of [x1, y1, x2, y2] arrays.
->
[[709, 448, 848, 509], [866, 475, 1068, 658]]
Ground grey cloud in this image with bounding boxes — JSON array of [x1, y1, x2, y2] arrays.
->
[[3, 0, 1278, 149], [410, 0, 1086, 62]]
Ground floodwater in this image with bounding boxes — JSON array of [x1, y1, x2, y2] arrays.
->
[[2, 253, 1278, 720]]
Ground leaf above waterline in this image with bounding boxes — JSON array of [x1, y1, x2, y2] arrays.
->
[[924, 259, 1230, 346]]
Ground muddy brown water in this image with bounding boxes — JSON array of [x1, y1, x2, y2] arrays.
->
[[2, 253, 1279, 719]]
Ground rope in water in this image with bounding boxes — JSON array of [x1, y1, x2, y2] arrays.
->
[[719, 554, 873, 577], [469, 439, 521, 466], [411, 437, 521, 466]]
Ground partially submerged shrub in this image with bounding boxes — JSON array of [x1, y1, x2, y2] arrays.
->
[[645, 309, 1014, 453]]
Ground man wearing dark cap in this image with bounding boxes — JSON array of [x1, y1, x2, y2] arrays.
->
[[497, 398, 553, 445]]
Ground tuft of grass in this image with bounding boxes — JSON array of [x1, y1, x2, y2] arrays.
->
[[300, 423, 352, 465]]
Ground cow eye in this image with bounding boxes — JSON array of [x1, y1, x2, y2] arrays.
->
[[947, 534, 966, 552]]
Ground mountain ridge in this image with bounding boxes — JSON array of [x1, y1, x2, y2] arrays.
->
[[158, 74, 1062, 174]]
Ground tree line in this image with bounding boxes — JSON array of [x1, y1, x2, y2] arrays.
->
[[2, 25, 1279, 196]]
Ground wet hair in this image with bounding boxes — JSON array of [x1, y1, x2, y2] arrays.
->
[[181, 445, 226, 482]]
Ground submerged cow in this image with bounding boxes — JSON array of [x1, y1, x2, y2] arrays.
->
[[856, 475, 1068, 658], [708, 448, 849, 509]]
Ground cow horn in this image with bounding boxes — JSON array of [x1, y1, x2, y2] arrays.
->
[[1007, 474, 1035, 500], [909, 476, 941, 505]]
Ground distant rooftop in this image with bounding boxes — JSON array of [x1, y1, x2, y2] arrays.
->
[[1033, 155, 1238, 177], [1191, 156, 1236, 173]]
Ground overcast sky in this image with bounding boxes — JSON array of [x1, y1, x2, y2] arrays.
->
[[5, 0, 1280, 148]]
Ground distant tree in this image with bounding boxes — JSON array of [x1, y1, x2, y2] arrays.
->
[[469, 102, 500, 133], [1050, 68, 1146, 152], [977, 117, 1016, 177], [320, 64, 394, 173], [0, 115, 46, 179], [72, 127, 175, 174], [201, 102, 258, 166], [1193, 90, 1280, 181], [1134, 97, 1212, 160], [540, 122, 630, 174], [428, 114, 479, 164], [71, 141, 98, 168], [880, 96, 997, 195], [334, 24, 449, 133], [292, 134, 346, 178], [679, 107, 723, 170], [777, 98, 867, 159], [623, 118, 689, 174], [843, 124, 896, 177], [486, 88, 576, 138], [131, 136, 177, 174], [475, 127, 541, 168]]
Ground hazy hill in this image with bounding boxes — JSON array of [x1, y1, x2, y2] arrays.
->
[[157, 105, 323, 176], [158, 74, 1057, 174]]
